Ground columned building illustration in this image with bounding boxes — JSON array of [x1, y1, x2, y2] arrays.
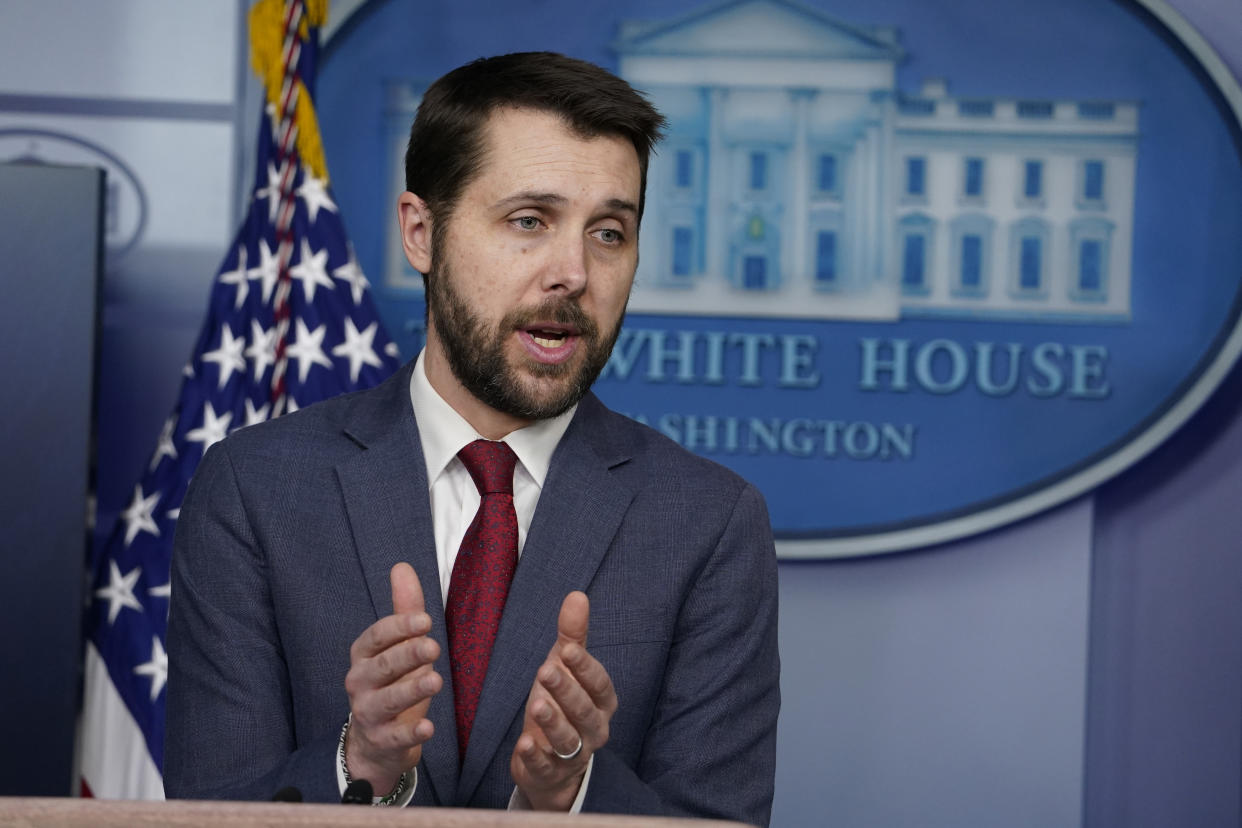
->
[[617, 0, 1138, 322]]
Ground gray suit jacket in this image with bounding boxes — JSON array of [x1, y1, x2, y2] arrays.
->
[[165, 360, 780, 824]]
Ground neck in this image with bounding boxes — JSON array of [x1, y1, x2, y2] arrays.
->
[[423, 337, 532, 441]]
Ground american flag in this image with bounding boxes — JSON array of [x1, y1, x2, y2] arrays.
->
[[78, 0, 401, 798]]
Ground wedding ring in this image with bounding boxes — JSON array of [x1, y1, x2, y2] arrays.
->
[[553, 735, 583, 761]]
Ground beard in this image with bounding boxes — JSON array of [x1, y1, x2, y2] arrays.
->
[[426, 259, 624, 422]]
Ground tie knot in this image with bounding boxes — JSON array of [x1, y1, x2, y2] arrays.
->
[[457, 439, 517, 496]]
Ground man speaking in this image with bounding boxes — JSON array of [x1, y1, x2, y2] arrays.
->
[[165, 52, 780, 825]]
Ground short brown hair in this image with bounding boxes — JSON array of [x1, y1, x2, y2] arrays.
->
[[404, 51, 666, 227]]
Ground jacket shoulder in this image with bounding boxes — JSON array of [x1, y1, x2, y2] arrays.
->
[[214, 362, 412, 463], [586, 396, 754, 499]]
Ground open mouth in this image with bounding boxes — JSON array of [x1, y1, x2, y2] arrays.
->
[[528, 328, 570, 348], [519, 325, 580, 364]]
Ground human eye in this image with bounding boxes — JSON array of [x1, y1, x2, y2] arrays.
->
[[510, 215, 543, 231], [592, 226, 625, 246]]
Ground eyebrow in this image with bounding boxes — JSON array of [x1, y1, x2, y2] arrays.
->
[[494, 191, 638, 218], [603, 197, 640, 217], [494, 191, 566, 210]]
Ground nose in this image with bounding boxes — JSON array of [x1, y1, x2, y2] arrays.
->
[[541, 230, 588, 298]]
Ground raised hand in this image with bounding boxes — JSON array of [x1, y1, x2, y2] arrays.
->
[[510, 591, 618, 811], [343, 562, 442, 794]]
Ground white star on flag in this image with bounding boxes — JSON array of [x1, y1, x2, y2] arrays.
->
[[297, 172, 337, 223], [149, 417, 178, 471], [247, 239, 280, 304], [94, 560, 143, 624], [121, 485, 161, 547], [217, 247, 249, 310], [286, 319, 333, 383], [332, 248, 370, 305], [385, 342, 400, 358], [185, 402, 233, 455], [243, 398, 270, 428], [255, 161, 283, 224], [246, 320, 278, 381], [289, 239, 334, 302], [332, 318, 383, 383], [133, 637, 168, 702], [202, 324, 247, 389]]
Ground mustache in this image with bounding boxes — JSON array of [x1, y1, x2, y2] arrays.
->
[[502, 298, 600, 339]]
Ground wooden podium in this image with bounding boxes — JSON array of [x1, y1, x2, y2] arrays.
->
[[0, 799, 752, 827]]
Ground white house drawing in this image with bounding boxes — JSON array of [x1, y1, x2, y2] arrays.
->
[[618, 0, 1138, 322]]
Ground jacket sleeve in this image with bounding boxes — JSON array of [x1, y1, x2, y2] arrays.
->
[[582, 482, 781, 827], [164, 441, 341, 802]]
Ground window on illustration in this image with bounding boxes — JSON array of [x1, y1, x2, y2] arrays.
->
[[902, 234, 926, 287], [749, 152, 767, 191], [817, 154, 837, 194], [672, 226, 693, 276], [1020, 237, 1042, 289], [1079, 239, 1103, 293], [816, 231, 837, 284], [906, 157, 926, 197], [964, 157, 984, 198], [744, 255, 767, 289], [1023, 161, 1043, 199], [961, 234, 982, 288], [1083, 160, 1105, 201], [675, 150, 693, 189]]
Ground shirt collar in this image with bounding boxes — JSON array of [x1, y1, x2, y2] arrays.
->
[[409, 350, 576, 488]]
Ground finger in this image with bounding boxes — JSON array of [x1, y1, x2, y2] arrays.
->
[[391, 562, 425, 616], [556, 591, 589, 650], [349, 611, 432, 660], [358, 712, 436, 754], [370, 665, 443, 720], [529, 688, 583, 758], [514, 731, 559, 780], [560, 643, 617, 714], [352, 634, 440, 691], [538, 663, 601, 741]]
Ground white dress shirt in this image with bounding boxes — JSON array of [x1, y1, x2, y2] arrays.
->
[[411, 351, 575, 603], [338, 351, 591, 809]]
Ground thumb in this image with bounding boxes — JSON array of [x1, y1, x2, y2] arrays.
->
[[556, 591, 589, 649], [390, 562, 425, 616]]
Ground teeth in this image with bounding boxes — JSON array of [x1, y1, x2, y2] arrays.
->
[[532, 335, 562, 348]]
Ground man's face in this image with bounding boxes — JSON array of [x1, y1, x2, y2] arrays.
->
[[420, 107, 641, 429]]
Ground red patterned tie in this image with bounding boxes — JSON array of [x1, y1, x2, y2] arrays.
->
[[445, 439, 519, 761]]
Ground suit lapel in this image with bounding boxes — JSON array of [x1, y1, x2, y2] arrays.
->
[[334, 363, 460, 805], [457, 396, 637, 801]]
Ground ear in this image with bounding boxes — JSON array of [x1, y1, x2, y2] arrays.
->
[[397, 191, 434, 274]]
